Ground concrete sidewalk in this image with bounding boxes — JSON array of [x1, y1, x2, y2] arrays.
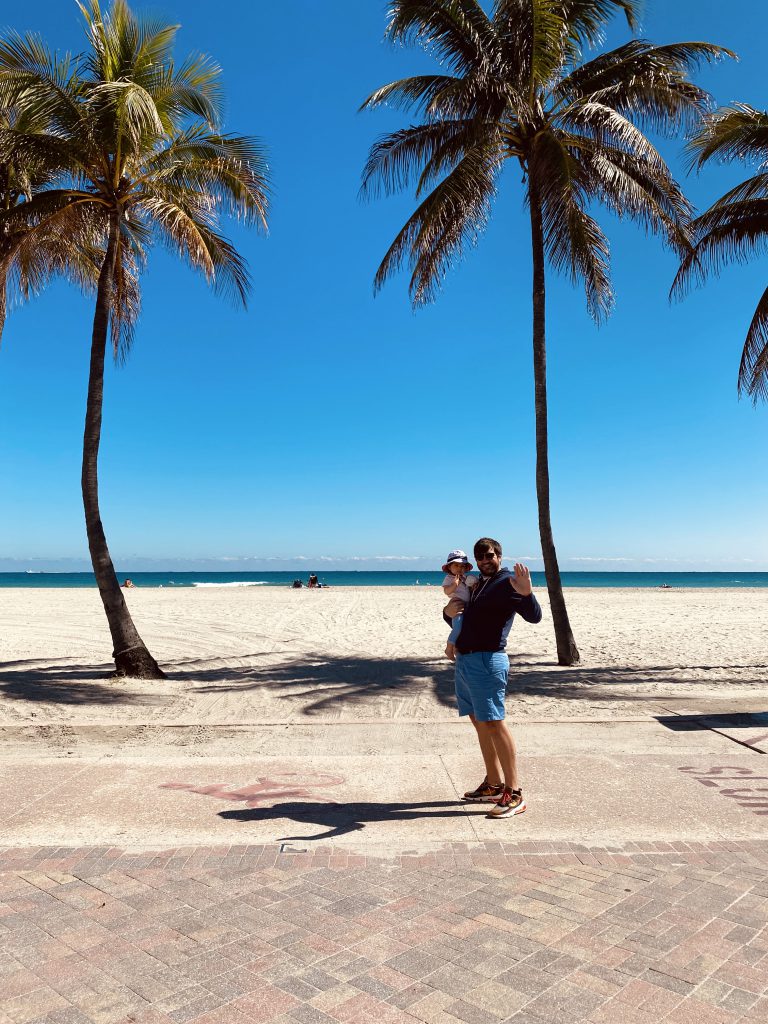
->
[[1, 717, 768, 849], [2, 712, 768, 1023]]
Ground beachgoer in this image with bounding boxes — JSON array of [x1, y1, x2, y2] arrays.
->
[[308, 574, 320, 588], [291, 579, 303, 589], [123, 579, 135, 589], [456, 537, 542, 818], [441, 549, 478, 661]]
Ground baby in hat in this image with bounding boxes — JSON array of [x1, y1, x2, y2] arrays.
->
[[442, 549, 478, 661]]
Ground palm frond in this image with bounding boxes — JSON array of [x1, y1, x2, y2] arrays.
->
[[559, 0, 642, 47], [360, 120, 476, 198], [88, 79, 164, 157], [150, 53, 223, 130], [672, 197, 768, 299], [574, 137, 692, 251], [109, 230, 141, 361], [493, 0, 569, 97], [532, 129, 613, 321], [735, 285, 768, 402], [360, 74, 465, 116], [687, 104, 768, 170], [373, 145, 499, 304], [385, 0, 497, 76], [556, 39, 734, 131], [138, 127, 269, 228], [135, 191, 250, 304], [0, 31, 85, 134], [559, 99, 665, 166], [0, 198, 104, 334]]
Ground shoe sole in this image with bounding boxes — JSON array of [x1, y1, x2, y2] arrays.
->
[[462, 794, 503, 803], [487, 801, 527, 818]]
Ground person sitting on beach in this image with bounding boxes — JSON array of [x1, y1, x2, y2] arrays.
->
[[291, 579, 303, 589], [442, 549, 478, 661], [308, 574, 320, 588], [123, 579, 135, 589]]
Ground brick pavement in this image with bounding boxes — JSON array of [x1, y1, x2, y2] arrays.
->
[[2, 841, 768, 1024]]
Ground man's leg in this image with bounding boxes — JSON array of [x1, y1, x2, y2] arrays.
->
[[475, 719, 518, 791], [469, 714, 503, 786]]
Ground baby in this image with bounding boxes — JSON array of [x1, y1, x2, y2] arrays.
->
[[442, 549, 478, 660]]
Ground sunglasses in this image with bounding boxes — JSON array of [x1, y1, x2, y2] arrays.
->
[[476, 552, 498, 561]]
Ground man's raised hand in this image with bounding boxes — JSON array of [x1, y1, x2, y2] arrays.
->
[[510, 563, 532, 596]]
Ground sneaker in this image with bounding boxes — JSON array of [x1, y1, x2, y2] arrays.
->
[[463, 778, 504, 802], [488, 787, 526, 817]]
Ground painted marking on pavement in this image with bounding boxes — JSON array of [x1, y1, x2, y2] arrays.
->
[[160, 772, 344, 807], [678, 765, 768, 815]]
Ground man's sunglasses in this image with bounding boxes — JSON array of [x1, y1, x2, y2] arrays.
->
[[476, 552, 498, 561]]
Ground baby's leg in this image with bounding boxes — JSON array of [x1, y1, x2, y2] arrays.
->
[[445, 612, 463, 660], [448, 612, 463, 645]]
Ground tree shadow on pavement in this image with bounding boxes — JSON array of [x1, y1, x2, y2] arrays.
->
[[219, 799, 478, 842]]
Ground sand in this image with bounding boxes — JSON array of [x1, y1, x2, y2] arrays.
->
[[1, 586, 766, 735]]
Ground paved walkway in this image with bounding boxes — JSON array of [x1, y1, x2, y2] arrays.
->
[[2, 841, 768, 1024], [2, 711, 768, 1022]]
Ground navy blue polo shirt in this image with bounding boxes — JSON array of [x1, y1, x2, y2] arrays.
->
[[456, 568, 542, 653]]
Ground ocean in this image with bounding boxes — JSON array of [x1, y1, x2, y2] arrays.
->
[[3, 571, 768, 589]]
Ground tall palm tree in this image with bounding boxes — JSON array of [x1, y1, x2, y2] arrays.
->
[[674, 104, 768, 403], [0, 0, 269, 678], [361, 0, 729, 664]]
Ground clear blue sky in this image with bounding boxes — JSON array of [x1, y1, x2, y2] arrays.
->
[[0, 0, 766, 572]]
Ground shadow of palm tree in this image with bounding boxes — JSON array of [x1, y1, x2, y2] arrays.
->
[[178, 653, 460, 714], [0, 659, 169, 705], [173, 653, 768, 715], [3, 650, 765, 713], [219, 799, 477, 842]]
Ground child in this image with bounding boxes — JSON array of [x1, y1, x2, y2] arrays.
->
[[442, 549, 478, 660]]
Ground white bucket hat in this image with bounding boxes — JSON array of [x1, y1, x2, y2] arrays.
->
[[442, 549, 473, 573]]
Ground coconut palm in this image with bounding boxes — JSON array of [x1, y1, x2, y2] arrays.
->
[[360, 0, 729, 664], [674, 104, 768, 403], [0, 0, 269, 677]]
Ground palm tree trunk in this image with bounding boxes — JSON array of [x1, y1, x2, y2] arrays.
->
[[82, 214, 164, 678], [528, 176, 580, 666]]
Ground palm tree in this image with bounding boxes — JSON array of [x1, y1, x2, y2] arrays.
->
[[0, 0, 269, 678], [674, 104, 768, 403], [361, 0, 729, 664]]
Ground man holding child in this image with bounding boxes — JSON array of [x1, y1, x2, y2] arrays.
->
[[451, 537, 542, 818]]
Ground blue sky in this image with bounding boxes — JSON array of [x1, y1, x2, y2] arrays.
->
[[0, 0, 766, 572]]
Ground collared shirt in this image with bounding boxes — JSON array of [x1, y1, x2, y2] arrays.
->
[[455, 567, 542, 653]]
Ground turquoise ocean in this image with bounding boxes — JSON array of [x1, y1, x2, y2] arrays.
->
[[3, 571, 767, 588]]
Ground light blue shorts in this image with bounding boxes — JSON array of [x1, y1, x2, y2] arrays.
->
[[454, 652, 509, 721]]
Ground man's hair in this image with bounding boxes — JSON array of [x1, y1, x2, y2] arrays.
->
[[474, 537, 502, 558]]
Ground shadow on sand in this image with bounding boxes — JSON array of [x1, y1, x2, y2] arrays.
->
[[175, 653, 768, 713], [0, 658, 168, 705], [183, 653, 459, 713], [2, 651, 766, 712]]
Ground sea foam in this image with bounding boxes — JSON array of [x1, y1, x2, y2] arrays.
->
[[192, 581, 268, 588]]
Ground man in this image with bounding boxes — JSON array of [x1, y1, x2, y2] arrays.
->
[[455, 537, 542, 817]]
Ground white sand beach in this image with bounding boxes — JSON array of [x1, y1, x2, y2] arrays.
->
[[1, 586, 766, 736]]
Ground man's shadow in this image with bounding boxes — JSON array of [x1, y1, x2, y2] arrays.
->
[[219, 799, 480, 842]]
